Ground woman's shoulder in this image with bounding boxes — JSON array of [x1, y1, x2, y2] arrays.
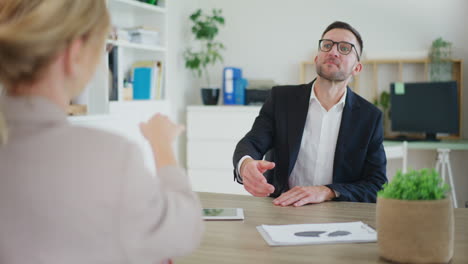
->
[[53, 125, 149, 174], [74, 124, 136, 142], [59, 124, 141, 155]]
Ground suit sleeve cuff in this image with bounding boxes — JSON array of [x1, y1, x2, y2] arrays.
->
[[236, 155, 253, 181], [324, 185, 340, 199], [333, 189, 341, 198]]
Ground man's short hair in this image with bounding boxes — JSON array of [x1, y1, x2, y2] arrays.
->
[[322, 21, 363, 55]]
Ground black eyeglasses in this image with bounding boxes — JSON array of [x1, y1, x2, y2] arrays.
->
[[318, 39, 360, 61]]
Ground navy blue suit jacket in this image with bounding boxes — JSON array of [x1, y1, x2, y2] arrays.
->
[[233, 80, 387, 203]]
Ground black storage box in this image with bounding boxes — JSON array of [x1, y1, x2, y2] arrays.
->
[[245, 89, 270, 105]]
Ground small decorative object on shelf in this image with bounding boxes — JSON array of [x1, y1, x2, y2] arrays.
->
[[376, 169, 454, 264], [127, 26, 160, 46], [67, 104, 87, 116], [184, 9, 225, 105], [429, 37, 453, 81], [123, 79, 133, 101]]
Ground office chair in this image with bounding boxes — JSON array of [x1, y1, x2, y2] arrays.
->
[[385, 141, 408, 175]]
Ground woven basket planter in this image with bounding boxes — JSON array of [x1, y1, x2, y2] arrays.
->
[[376, 197, 454, 264]]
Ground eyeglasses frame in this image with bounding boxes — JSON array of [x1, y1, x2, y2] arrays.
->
[[318, 39, 361, 61]]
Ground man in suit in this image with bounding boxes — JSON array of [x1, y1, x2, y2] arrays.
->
[[233, 21, 387, 206]]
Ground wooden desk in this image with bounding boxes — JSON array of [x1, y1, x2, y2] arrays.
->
[[177, 192, 468, 264]]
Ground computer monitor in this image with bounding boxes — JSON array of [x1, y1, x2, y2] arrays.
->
[[390, 81, 459, 141]]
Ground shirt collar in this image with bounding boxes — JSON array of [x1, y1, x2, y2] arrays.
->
[[310, 82, 347, 111], [1, 95, 67, 124]]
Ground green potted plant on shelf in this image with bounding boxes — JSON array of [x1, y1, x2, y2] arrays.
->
[[138, 0, 159, 6], [376, 169, 454, 264], [373, 91, 391, 136], [183, 9, 225, 105], [429, 37, 453, 81]]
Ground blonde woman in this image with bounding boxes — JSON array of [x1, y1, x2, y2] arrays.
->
[[0, 1, 203, 263]]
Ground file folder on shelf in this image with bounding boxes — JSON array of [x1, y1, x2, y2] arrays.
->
[[133, 67, 153, 100], [131, 61, 163, 100], [223, 67, 246, 105]]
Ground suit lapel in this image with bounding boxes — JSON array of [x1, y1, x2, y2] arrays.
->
[[333, 87, 360, 181], [287, 81, 313, 175]]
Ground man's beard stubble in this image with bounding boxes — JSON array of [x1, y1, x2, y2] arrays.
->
[[316, 63, 352, 82]]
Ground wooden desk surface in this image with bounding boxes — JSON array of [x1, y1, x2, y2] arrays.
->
[[176, 192, 468, 264]]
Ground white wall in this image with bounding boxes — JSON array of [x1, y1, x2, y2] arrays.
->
[[172, 0, 468, 206], [195, 0, 468, 137], [167, 0, 201, 165]]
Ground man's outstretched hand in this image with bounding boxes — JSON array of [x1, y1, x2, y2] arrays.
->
[[239, 158, 275, 197]]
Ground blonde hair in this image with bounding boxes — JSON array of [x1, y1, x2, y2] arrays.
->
[[0, 0, 110, 145]]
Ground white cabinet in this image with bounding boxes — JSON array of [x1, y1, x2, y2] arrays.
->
[[186, 106, 261, 195]]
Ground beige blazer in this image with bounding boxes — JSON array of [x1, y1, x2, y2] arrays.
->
[[0, 96, 204, 264]]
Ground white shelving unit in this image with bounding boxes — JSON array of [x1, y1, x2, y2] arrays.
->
[[107, 0, 168, 111], [69, 0, 170, 172], [74, 0, 169, 116], [107, 40, 167, 52]]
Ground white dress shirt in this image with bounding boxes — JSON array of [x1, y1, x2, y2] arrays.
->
[[288, 83, 346, 188]]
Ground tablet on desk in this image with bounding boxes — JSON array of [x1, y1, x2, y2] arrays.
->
[[202, 208, 244, 220]]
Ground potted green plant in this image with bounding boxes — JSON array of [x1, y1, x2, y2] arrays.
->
[[376, 169, 454, 263], [184, 9, 225, 105], [373, 91, 391, 136], [429, 37, 453, 81]]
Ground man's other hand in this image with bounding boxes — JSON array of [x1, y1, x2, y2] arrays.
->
[[273, 186, 336, 207], [240, 158, 275, 197]]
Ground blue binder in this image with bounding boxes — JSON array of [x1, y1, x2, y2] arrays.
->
[[133, 67, 152, 100], [223, 67, 244, 105], [234, 78, 248, 105]]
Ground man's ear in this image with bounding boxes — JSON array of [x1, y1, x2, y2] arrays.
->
[[314, 55, 318, 64], [352, 62, 363, 76], [63, 38, 84, 78]]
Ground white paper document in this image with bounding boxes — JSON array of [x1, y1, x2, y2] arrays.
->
[[257, 221, 376, 246]]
